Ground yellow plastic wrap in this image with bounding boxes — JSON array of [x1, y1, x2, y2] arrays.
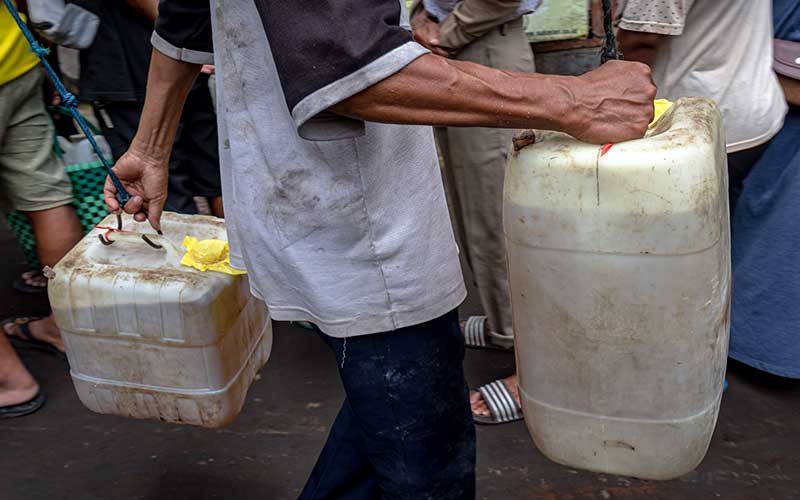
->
[[181, 236, 246, 275], [650, 99, 674, 127]]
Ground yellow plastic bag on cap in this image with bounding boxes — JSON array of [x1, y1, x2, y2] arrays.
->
[[180, 236, 246, 275], [650, 99, 673, 127]]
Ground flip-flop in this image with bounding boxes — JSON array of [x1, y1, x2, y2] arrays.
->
[[13, 270, 47, 294], [473, 379, 523, 425], [463, 316, 512, 351], [0, 390, 45, 419], [2, 317, 65, 358]]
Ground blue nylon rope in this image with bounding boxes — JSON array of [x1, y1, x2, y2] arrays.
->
[[2, 0, 131, 205]]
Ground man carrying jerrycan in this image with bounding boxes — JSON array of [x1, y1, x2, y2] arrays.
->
[[104, 1, 655, 498]]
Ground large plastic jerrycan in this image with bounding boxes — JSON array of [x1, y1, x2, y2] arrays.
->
[[49, 212, 272, 427], [504, 98, 730, 480]]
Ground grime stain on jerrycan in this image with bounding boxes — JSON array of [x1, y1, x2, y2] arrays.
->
[[504, 98, 731, 480], [49, 212, 272, 427]]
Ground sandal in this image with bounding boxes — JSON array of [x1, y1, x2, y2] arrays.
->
[[463, 316, 512, 351], [0, 390, 45, 419], [3, 317, 65, 358], [13, 270, 48, 294], [473, 379, 523, 425]]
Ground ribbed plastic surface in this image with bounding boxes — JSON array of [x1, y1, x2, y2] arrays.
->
[[504, 98, 731, 480], [49, 212, 272, 427]]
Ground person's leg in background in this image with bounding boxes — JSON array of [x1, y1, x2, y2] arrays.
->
[[438, 19, 535, 422], [171, 74, 224, 218], [0, 333, 42, 416], [27, 206, 82, 268], [0, 68, 82, 415], [300, 310, 476, 500]]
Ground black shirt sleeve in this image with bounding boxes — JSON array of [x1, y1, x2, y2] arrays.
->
[[253, 1, 411, 113], [153, 0, 427, 140], [151, 0, 214, 64]]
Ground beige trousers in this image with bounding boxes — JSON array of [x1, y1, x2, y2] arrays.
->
[[437, 18, 535, 345], [0, 68, 72, 212]]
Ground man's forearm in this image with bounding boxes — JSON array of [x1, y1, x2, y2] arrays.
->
[[332, 55, 573, 132], [617, 29, 667, 68], [125, 0, 158, 23], [778, 74, 800, 107], [130, 50, 200, 161], [332, 54, 656, 144]]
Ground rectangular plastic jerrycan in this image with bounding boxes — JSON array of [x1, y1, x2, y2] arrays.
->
[[49, 212, 272, 427], [504, 97, 731, 480]]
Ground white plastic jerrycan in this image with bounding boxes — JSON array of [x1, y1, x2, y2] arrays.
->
[[504, 97, 730, 480], [49, 212, 272, 427]]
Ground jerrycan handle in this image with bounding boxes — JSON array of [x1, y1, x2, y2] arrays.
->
[[97, 227, 184, 267]]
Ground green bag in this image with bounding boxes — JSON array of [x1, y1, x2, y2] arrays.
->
[[6, 160, 109, 268]]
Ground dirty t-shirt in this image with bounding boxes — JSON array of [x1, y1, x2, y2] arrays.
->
[[617, 0, 787, 152], [153, 0, 466, 337]]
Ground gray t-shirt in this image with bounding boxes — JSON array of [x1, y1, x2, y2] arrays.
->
[[153, 0, 466, 337]]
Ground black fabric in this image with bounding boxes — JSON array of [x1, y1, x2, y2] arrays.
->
[[75, 1, 153, 101], [93, 76, 221, 214], [253, 0, 412, 112], [154, 0, 214, 55], [727, 140, 771, 218], [155, 0, 412, 114], [300, 310, 476, 500]]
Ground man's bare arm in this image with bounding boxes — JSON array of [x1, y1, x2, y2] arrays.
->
[[778, 74, 800, 107], [103, 50, 200, 229], [332, 55, 656, 144], [109, 51, 654, 227], [617, 30, 668, 68], [125, 0, 158, 23]]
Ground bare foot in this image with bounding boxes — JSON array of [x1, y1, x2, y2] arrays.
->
[[470, 374, 520, 418], [0, 338, 40, 407], [3, 314, 64, 352]]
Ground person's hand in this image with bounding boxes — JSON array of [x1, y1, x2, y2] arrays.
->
[[200, 64, 216, 75], [103, 146, 169, 231], [411, 10, 453, 57], [565, 60, 657, 144]]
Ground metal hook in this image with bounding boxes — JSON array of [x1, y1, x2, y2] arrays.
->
[[141, 234, 163, 249]]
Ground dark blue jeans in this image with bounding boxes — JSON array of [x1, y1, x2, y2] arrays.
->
[[299, 310, 476, 500]]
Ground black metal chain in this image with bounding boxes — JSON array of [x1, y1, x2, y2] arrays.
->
[[600, 0, 622, 63]]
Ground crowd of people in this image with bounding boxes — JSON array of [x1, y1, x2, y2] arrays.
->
[[0, 0, 797, 497], [0, 0, 222, 418]]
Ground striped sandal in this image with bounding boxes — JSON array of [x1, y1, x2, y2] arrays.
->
[[463, 316, 512, 350], [474, 379, 523, 425]]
